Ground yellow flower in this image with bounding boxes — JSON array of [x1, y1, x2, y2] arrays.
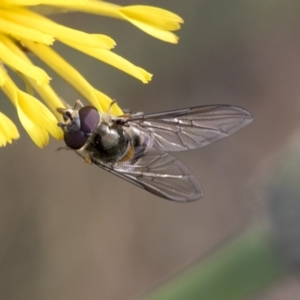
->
[[0, 65, 62, 148], [30, 2, 184, 44], [0, 111, 19, 147], [0, 1, 183, 147]]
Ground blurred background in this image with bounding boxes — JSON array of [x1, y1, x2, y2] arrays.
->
[[0, 0, 300, 299]]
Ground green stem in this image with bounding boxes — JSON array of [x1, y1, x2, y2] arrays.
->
[[143, 227, 285, 300]]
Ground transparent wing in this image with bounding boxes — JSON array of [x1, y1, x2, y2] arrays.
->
[[77, 151, 203, 202], [127, 105, 252, 152], [74, 105, 252, 201]]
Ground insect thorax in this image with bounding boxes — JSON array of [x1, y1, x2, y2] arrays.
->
[[85, 122, 130, 163]]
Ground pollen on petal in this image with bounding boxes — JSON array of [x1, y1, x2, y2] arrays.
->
[[0, 112, 20, 146]]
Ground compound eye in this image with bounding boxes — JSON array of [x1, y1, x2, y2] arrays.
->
[[79, 106, 100, 133], [64, 131, 88, 150]]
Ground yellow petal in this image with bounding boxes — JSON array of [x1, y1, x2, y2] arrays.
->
[[0, 68, 62, 147], [0, 7, 115, 49], [121, 18, 179, 43], [0, 35, 64, 116], [0, 71, 6, 86], [28, 82, 65, 121], [22, 41, 123, 115], [0, 64, 18, 106], [58, 2, 183, 43], [93, 89, 123, 116], [24, 35, 151, 84], [119, 6, 183, 31], [16, 104, 49, 148], [21, 40, 125, 115], [0, 112, 20, 146], [4, 37, 124, 116], [2, 0, 42, 5], [32, 0, 121, 17], [63, 40, 153, 83], [0, 37, 50, 85], [118, 6, 182, 44], [0, 134, 7, 147], [3, 0, 87, 5], [0, 74, 48, 148], [0, 16, 54, 45], [22, 40, 109, 111], [17, 90, 62, 140]]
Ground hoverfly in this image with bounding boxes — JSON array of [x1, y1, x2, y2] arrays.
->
[[57, 100, 252, 202]]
